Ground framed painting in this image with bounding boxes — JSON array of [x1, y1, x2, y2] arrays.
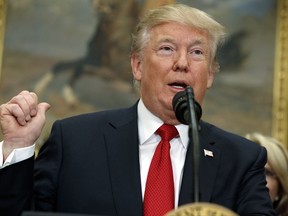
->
[[0, 0, 286, 147]]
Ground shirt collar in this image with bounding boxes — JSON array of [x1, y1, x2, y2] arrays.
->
[[137, 99, 189, 149]]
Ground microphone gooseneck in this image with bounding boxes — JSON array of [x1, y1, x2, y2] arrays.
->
[[172, 86, 201, 203]]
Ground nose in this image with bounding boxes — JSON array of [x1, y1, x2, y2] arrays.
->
[[172, 51, 189, 72]]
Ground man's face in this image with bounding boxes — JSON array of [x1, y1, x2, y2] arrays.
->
[[131, 22, 215, 124]]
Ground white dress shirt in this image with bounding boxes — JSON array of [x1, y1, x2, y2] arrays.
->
[[0, 141, 35, 168], [138, 99, 189, 207]]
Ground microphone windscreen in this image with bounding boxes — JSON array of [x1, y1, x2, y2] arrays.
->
[[172, 88, 202, 125]]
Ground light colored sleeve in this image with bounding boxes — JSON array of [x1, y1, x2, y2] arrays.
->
[[0, 141, 35, 168]]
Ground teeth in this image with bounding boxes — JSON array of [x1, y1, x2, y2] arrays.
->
[[173, 85, 184, 89]]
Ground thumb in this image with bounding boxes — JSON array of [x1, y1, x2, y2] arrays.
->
[[32, 102, 50, 128], [37, 102, 51, 115]]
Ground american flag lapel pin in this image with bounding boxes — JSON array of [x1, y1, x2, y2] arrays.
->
[[204, 149, 214, 157]]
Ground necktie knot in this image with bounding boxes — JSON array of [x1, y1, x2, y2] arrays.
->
[[157, 124, 178, 141]]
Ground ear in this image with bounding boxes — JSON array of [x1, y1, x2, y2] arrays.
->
[[131, 54, 142, 81]]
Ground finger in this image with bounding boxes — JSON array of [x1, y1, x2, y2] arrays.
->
[[27, 92, 38, 116], [4, 103, 27, 126], [9, 91, 38, 121], [19, 91, 38, 117], [9, 95, 31, 122]]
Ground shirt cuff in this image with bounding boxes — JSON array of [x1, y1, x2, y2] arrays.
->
[[0, 141, 35, 168]]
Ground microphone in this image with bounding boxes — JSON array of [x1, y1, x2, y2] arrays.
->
[[169, 90, 239, 215], [172, 87, 202, 125], [172, 86, 201, 203]]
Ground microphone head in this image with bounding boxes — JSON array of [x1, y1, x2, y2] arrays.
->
[[172, 88, 202, 125]]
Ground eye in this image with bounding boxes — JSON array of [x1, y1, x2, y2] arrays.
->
[[189, 48, 206, 60], [160, 46, 173, 52], [191, 49, 203, 55], [156, 45, 175, 56]]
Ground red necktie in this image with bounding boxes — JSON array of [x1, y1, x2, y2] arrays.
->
[[143, 124, 178, 216]]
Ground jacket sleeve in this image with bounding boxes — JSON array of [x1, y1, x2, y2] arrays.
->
[[0, 156, 34, 216]]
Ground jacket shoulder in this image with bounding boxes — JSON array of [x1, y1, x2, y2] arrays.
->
[[200, 121, 265, 160], [55, 102, 138, 127]]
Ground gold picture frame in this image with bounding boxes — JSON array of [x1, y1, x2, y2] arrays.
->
[[272, 0, 288, 147], [0, 0, 6, 79]]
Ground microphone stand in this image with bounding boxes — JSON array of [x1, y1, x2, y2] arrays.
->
[[185, 86, 200, 203], [168, 87, 238, 216]]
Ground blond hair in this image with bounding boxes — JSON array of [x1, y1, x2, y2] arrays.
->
[[246, 132, 288, 216], [131, 4, 226, 67]]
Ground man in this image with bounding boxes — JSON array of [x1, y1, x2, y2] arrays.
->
[[0, 4, 275, 216]]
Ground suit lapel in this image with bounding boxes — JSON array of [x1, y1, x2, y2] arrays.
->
[[199, 140, 220, 201], [104, 104, 143, 215], [101, 106, 221, 213], [178, 121, 220, 206]]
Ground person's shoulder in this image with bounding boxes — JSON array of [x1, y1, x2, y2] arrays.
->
[[200, 120, 263, 154], [54, 103, 138, 126], [200, 121, 267, 164]]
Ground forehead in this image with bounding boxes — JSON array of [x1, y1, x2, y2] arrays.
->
[[149, 22, 210, 44]]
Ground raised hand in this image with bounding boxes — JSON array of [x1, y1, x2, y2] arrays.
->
[[0, 90, 50, 160]]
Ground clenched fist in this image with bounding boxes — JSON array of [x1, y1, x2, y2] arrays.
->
[[0, 90, 50, 160]]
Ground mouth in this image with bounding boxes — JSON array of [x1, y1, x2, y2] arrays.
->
[[169, 82, 188, 91]]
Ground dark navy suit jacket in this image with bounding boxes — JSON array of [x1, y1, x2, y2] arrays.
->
[[0, 102, 276, 216]]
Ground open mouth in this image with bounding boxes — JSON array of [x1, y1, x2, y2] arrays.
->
[[169, 82, 188, 90]]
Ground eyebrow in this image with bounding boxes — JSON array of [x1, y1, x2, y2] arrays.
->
[[156, 37, 175, 44], [157, 37, 208, 47]]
